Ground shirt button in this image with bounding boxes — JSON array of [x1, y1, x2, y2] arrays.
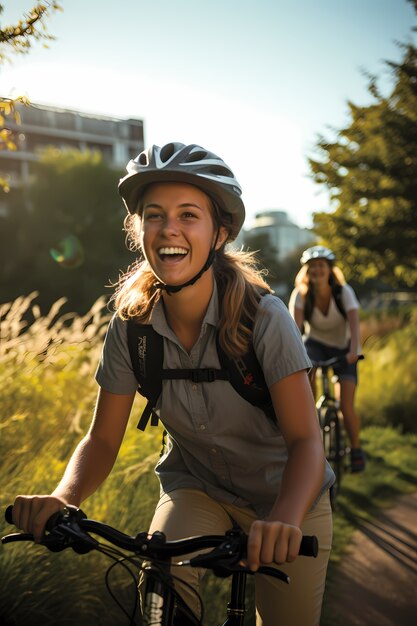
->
[[192, 384, 197, 390], [211, 448, 217, 454], [199, 424, 206, 431]]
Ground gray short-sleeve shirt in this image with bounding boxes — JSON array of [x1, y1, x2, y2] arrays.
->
[[95, 284, 334, 518]]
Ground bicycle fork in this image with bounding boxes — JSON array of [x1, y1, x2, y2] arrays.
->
[[142, 562, 176, 626], [222, 571, 247, 626]]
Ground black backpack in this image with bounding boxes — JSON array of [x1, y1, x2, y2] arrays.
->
[[126, 316, 275, 432], [304, 283, 347, 322]]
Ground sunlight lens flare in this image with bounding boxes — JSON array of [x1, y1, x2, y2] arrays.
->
[[49, 234, 84, 269]]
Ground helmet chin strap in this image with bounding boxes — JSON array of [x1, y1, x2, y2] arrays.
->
[[154, 230, 220, 295]]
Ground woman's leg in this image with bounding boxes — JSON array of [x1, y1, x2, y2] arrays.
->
[[253, 493, 333, 626], [138, 488, 232, 619], [222, 494, 333, 626], [339, 379, 361, 449], [340, 379, 366, 471]]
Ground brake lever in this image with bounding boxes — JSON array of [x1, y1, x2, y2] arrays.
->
[[2, 505, 98, 554], [182, 550, 290, 582], [181, 529, 245, 577]]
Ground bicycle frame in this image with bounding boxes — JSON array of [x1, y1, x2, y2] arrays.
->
[[143, 563, 248, 625], [315, 364, 338, 414], [313, 358, 347, 508]]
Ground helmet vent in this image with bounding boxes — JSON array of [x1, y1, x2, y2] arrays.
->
[[160, 143, 176, 163], [208, 165, 233, 178], [185, 150, 208, 162], [138, 152, 148, 165]]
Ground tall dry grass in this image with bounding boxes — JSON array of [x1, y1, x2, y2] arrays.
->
[[0, 293, 162, 626]]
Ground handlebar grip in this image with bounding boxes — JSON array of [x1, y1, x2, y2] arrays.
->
[[5, 505, 13, 525], [4, 505, 64, 532], [300, 535, 318, 557]]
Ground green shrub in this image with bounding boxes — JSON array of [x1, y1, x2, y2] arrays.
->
[[358, 308, 417, 433]]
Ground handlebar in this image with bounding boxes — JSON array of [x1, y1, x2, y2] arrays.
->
[[2, 504, 318, 581], [310, 354, 364, 369]]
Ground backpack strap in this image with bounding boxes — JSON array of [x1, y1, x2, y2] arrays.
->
[[126, 323, 164, 431], [215, 287, 275, 421], [216, 334, 275, 423], [126, 290, 276, 430], [126, 321, 230, 431]]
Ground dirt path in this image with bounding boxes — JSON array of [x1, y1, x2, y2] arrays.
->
[[328, 491, 417, 626]]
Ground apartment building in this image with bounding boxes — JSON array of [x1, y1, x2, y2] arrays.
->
[[0, 100, 144, 190]]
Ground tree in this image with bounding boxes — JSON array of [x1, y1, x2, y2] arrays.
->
[[243, 230, 283, 286], [309, 0, 417, 288], [0, 2, 62, 62], [0, 2, 62, 186], [0, 148, 136, 313]]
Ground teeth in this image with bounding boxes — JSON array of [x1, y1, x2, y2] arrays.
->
[[159, 247, 188, 255]]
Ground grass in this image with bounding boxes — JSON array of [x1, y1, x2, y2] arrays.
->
[[1, 295, 416, 625], [320, 426, 417, 626], [357, 306, 417, 433]]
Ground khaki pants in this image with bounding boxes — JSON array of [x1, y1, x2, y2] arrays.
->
[[139, 488, 332, 626]]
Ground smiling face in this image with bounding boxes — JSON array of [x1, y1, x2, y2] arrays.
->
[[139, 182, 227, 288], [307, 258, 332, 286]]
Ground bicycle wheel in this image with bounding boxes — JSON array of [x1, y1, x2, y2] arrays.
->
[[322, 408, 342, 508]]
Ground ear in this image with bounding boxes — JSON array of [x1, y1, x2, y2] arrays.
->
[[214, 226, 229, 250]]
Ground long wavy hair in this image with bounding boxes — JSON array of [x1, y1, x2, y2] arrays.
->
[[112, 193, 272, 359], [293, 261, 346, 321]]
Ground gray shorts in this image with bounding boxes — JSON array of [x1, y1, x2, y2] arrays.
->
[[304, 338, 358, 384]]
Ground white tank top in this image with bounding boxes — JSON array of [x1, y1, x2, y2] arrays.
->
[[289, 284, 360, 349]]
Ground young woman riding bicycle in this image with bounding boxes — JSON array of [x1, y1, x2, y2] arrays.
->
[[289, 246, 366, 473], [11, 143, 334, 626]]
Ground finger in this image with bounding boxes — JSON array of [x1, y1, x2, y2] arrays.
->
[[32, 498, 64, 543], [14, 495, 32, 533], [259, 523, 280, 565], [272, 525, 302, 564], [247, 521, 263, 571], [32, 511, 48, 543], [286, 528, 302, 563], [26, 497, 47, 542], [272, 527, 289, 565]]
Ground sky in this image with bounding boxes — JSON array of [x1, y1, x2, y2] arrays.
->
[[1, 0, 416, 229]]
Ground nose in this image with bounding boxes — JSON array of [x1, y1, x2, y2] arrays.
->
[[161, 214, 180, 236]]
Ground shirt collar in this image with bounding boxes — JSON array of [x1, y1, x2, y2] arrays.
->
[[149, 280, 220, 338]]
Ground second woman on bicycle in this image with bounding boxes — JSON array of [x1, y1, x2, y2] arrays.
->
[[289, 245, 365, 472]]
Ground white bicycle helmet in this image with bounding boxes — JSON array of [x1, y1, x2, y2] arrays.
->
[[118, 142, 245, 241], [300, 246, 336, 265]]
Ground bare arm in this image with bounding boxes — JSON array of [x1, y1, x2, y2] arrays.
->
[[346, 308, 361, 362], [293, 307, 305, 333], [247, 370, 325, 569], [12, 388, 135, 541]]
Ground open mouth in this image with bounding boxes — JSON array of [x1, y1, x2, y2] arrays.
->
[[158, 246, 189, 262]]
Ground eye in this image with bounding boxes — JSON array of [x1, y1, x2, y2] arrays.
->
[[181, 210, 198, 219], [143, 210, 163, 221]]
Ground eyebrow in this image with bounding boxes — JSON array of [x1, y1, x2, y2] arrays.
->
[[143, 202, 204, 211]]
